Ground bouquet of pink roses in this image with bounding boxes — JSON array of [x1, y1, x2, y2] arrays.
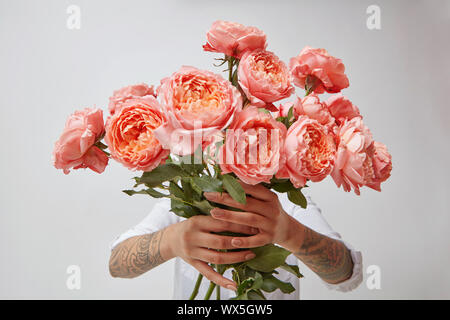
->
[[53, 20, 392, 300]]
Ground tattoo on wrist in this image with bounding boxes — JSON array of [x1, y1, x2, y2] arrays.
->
[[109, 229, 165, 278], [294, 228, 353, 284]]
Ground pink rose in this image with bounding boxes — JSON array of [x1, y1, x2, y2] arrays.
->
[[203, 20, 267, 59], [293, 94, 335, 132], [238, 49, 294, 109], [53, 108, 108, 174], [326, 94, 361, 125], [105, 97, 169, 171], [108, 83, 156, 115], [364, 142, 392, 191], [277, 116, 336, 188], [154, 66, 242, 156], [331, 118, 374, 195], [290, 46, 349, 94], [278, 101, 294, 118], [219, 106, 287, 185]]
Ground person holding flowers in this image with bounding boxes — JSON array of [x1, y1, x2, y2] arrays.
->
[[53, 20, 391, 299]]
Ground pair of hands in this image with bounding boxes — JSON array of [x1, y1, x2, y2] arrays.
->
[[167, 182, 298, 291]]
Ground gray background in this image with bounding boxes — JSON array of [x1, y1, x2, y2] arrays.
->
[[1, 0, 449, 299]]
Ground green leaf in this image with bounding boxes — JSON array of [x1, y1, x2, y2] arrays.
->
[[180, 160, 204, 175], [145, 188, 167, 198], [280, 263, 303, 278], [191, 176, 223, 193], [260, 277, 277, 293], [169, 181, 184, 199], [189, 178, 202, 195], [236, 272, 263, 296], [270, 180, 296, 193], [180, 179, 195, 202], [246, 244, 291, 273], [236, 278, 253, 296], [138, 163, 188, 187], [221, 174, 246, 204], [250, 272, 263, 291], [192, 200, 214, 215], [231, 269, 269, 300], [122, 188, 166, 198], [170, 197, 199, 218], [122, 189, 145, 196], [247, 290, 266, 300], [261, 275, 295, 294], [287, 189, 307, 209]]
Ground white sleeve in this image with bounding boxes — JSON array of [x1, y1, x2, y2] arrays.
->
[[283, 193, 363, 292], [110, 198, 182, 250]]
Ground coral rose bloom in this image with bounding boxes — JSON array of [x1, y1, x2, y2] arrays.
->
[[364, 142, 392, 191], [105, 97, 169, 171], [331, 118, 374, 195], [203, 20, 267, 59], [108, 83, 156, 115], [290, 46, 349, 94], [238, 49, 294, 109], [326, 94, 361, 125], [154, 66, 242, 156], [53, 108, 108, 174], [277, 116, 336, 188], [293, 94, 335, 132], [219, 106, 287, 185], [278, 101, 294, 118]]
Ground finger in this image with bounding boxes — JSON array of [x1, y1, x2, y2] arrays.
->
[[210, 208, 271, 231], [195, 232, 246, 250], [190, 247, 256, 265], [188, 259, 236, 290], [204, 191, 245, 209], [204, 191, 266, 214], [238, 181, 277, 202], [194, 215, 258, 235], [230, 233, 272, 248]]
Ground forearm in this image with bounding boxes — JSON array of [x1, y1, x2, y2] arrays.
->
[[109, 227, 174, 278], [280, 216, 354, 284]]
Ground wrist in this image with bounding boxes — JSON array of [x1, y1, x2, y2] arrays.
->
[[278, 215, 304, 253], [160, 223, 178, 261]]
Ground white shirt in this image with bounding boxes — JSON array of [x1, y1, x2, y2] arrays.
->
[[111, 191, 363, 299]]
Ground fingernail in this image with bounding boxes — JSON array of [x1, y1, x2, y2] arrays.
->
[[204, 192, 216, 198], [211, 209, 223, 217], [231, 238, 242, 246], [251, 228, 258, 234], [245, 253, 256, 260], [226, 284, 237, 291]]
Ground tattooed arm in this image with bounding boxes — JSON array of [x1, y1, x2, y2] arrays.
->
[[109, 217, 257, 288], [109, 229, 168, 278], [289, 223, 354, 284]]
